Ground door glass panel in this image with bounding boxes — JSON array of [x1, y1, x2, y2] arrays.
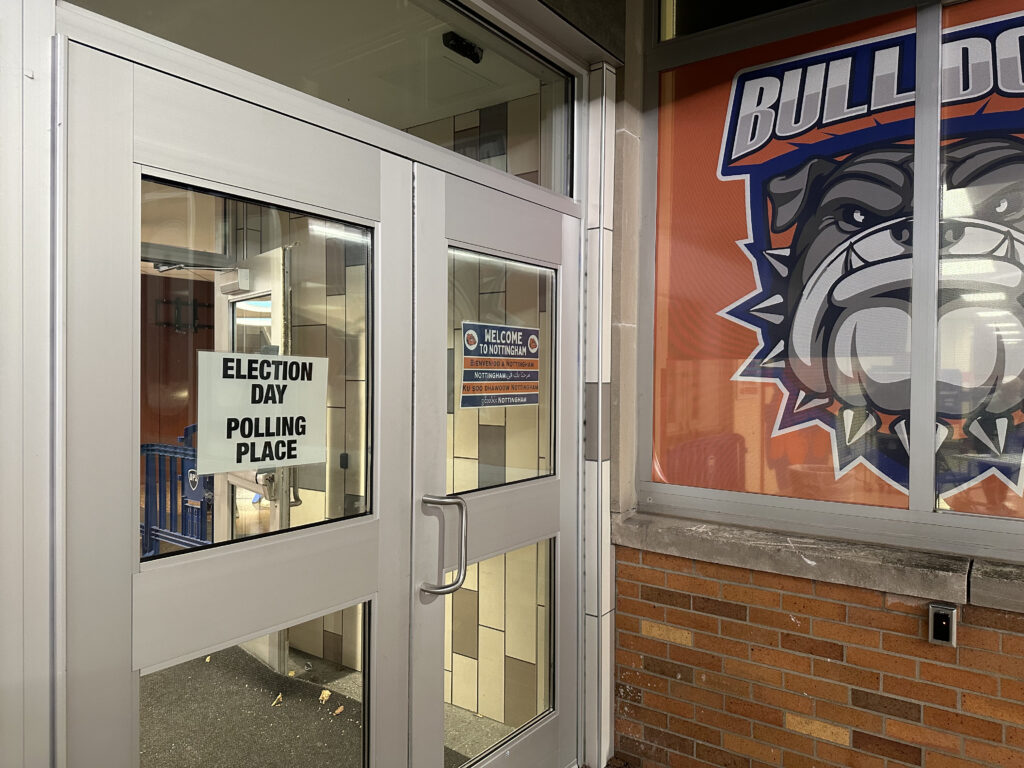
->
[[141, 601, 369, 767], [447, 249, 555, 494], [443, 540, 553, 767], [140, 180, 372, 559], [75, 0, 572, 194]]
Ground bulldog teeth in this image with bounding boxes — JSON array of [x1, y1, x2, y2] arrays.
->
[[891, 420, 952, 454], [760, 340, 786, 368], [968, 417, 1009, 456], [763, 248, 791, 277], [840, 407, 879, 445], [750, 295, 786, 325], [793, 390, 830, 413], [935, 422, 951, 452]]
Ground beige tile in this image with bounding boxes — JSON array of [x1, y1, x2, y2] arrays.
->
[[289, 488, 325, 526], [641, 620, 692, 647], [453, 458, 478, 494], [342, 604, 363, 671], [323, 609, 344, 635], [326, 294, 346, 407], [454, 404, 479, 459], [452, 588, 479, 659], [482, 154, 507, 172], [451, 654, 478, 712], [444, 669, 452, 705], [260, 207, 288, 252], [326, 407, 346, 518], [536, 604, 550, 712], [290, 218, 328, 327], [444, 592, 453, 672], [505, 405, 539, 481], [344, 383, 365, 504], [504, 656, 538, 728], [446, 413, 455, 494], [505, 264, 540, 327], [408, 116, 454, 150], [479, 553, 506, 630], [453, 110, 480, 132], [508, 94, 540, 177], [323, 629, 343, 665], [505, 544, 538, 663], [345, 264, 366, 380], [785, 714, 850, 746], [478, 627, 505, 722], [292, 324, 326, 357], [451, 251, 480, 326], [478, 406, 505, 427], [288, 617, 323, 657], [479, 257, 506, 294], [464, 562, 478, 591], [479, 291, 505, 324], [536, 540, 550, 607]]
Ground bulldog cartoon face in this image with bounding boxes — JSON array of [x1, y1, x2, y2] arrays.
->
[[762, 137, 1024, 468]]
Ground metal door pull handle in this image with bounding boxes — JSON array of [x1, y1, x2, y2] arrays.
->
[[419, 494, 468, 595]]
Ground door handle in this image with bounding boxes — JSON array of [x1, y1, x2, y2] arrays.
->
[[419, 494, 468, 595]]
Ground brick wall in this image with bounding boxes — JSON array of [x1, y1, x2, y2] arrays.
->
[[614, 546, 1024, 768]]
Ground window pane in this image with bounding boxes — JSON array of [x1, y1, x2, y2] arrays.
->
[[936, 2, 1024, 516], [447, 249, 555, 494], [141, 602, 369, 767], [140, 180, 371, 559], [443, 541, 552, 767], [651, 13, 916, 507], [75, 0, 571, 193]]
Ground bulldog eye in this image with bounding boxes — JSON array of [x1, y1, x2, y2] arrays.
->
[[997, 198, 1009, 214], [991, 192, 1024, 222], [837, 206, 879, 233]]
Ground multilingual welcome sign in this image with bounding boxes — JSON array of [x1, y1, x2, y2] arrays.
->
[[196, 351, 328, 475], [461, 321, 540, 408]]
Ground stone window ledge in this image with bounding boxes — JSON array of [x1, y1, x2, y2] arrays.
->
[[612, 509, 1024, 611]]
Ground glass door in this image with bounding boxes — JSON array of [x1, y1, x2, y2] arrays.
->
[[410, 167, 580, 768]]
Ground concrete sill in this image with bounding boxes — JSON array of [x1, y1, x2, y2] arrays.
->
[[611, 509, 1024, 609]]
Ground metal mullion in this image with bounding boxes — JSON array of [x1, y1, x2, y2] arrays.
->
[[908, 2, 943, 513]]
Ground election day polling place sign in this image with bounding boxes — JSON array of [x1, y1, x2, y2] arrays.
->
[[461, 321, 540, 408], [197, 351, 328, 475]]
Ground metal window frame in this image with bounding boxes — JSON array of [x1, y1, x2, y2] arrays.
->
[[634, 0, 1024, 563]]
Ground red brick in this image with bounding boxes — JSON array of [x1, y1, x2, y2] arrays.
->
[[666, 607, 720, 634], [645, 692, 695, 720], [644, 656, 697, 683], [923, 707, 1003, 741], [781, 633, 844, 660], [752, 646, 814, 674], [618, 580, 640, 599], [846, 647, 916, 677], [618, 734, 668, 764], [619, 667, 670, 694], [816, 742, 886, 768], [785, 672, 848, 703], [815, 582, 884, 607], [645, 725, 696, 756], [782, 595, 847, 622], [666, 572, 721, 597], [814, 620, 880, 649], [616, 681, 643, 703], [851, 730, 921, 765], [960, 647, 1024, 679], [751, 571, 813, 594], [753, 684, 813, 715], [670, 680, 726, 708], [962, 605, 1024, 633], [616, 716, 643, 739], [1008, 725, 1024, 749], [669, 644, 724, 672], [883, 676, 957, 709], [919, 662, 997, 695], [619, 631, 669, 657], [669, 715, 722, 747], [923, 754, 986, 768], [616, 649, 642, 669], [962, 691, 1024, 725], [1004, 678, 1024, 702], [723, 733, 780, 765], [849, 606, 921, 635], [815, 700, 883, 732], [694, 632, 750, 660], [722, 658, 784, 687], [617, 596, 665, 621], [641, 584, 693, 610], [814, 659, 879, 690], [695, 561, 751, 583], [956, 626, 1000, 652], [618, 614, 640, 633], [721, 619, 780, 648], [724, 697, 784, 728], [1004, 633, 1024, 657], [850, 689, 921, 721], [618, 563, 667, 585], [700, 706, 752, 736], [619, 700, 670, 729], [693, 596, 748, 621], [885, 595, 930, 615], [693, 670, 751, 698], [749, 608, 811, 634], [885, 720, 960, 754], [696, 742, 750, 768], [617, 546, 641, 563], [723, 584, 781, 609], [643, 550, 693, 572], [963, 740, 1024, 765], [881, 633, 957, 664], [752, 723, 815, 755]]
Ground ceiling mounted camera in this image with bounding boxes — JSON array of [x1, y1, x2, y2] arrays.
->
[[442, 31, 483, 64]]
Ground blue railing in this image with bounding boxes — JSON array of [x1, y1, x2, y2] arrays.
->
[[140, 425, 212, 556]]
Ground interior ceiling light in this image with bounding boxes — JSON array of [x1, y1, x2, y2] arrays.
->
[[442, 31, 483, 64]]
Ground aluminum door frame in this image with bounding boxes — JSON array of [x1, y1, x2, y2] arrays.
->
[[411, 165, 581, 768], [60, 40, 414, 767]]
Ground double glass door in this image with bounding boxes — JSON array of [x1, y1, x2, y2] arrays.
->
[[62, 40, 578, 768]]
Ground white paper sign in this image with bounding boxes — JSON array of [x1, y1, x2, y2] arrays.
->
[[196, 351, 328, 475]]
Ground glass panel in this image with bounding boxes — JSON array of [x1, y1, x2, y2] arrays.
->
[[651, 12, 917, 507], [141, 602, 369, 767], [937, 2, 1024, 516], [140, 180, 371, 559], [659, 1, 812, 41], [75, 0, 571, 194], [447, 249, 555, 494], [442, 541, 552, 767]]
